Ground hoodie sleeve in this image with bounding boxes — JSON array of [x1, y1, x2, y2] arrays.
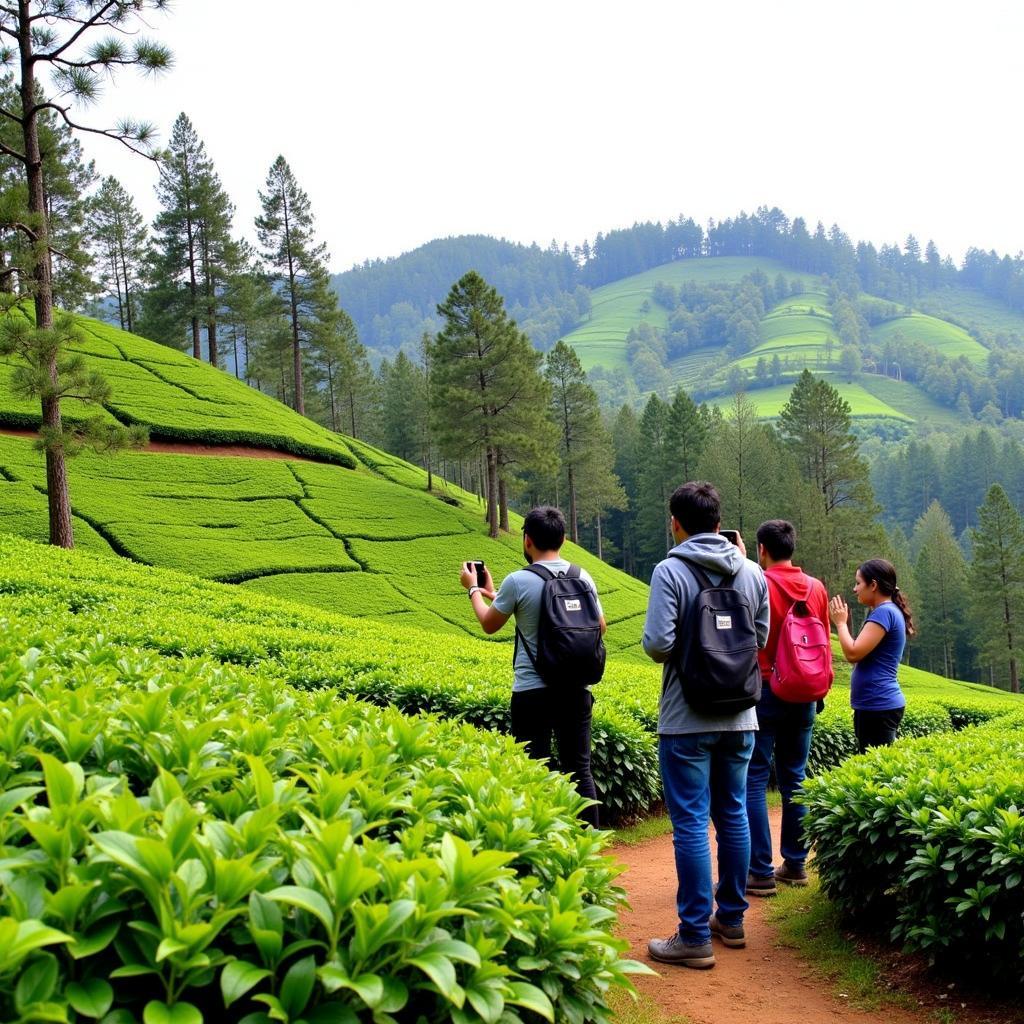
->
[[753, 564, 770, 649], [642, 561, 679, 663]]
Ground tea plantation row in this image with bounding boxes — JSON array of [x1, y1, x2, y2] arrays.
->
[[0, 436, 652, 657], [803, 719, 1024, 983], [1, 536, 1018, 824], [0, 612, 648, 1023], [1, 308, 356, 464]]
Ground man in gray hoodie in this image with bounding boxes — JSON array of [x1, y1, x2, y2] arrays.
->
[[642, 481, 769, 969]]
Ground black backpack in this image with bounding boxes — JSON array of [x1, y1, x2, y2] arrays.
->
[[671, 555, 761, 714], [514, 563, 606, 687]]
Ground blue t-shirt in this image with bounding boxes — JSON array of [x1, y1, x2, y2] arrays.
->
[[850, 602, 907, 711], [492, 559, 603, 693]]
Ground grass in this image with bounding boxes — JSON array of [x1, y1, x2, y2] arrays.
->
[[563, 257, 810, 373], [918, 283, 1024, 338], [606, 989, 693, 1024], [871, 313, 989, 365], [710, 380, 913, 420], [765, 878, 907, 1012]]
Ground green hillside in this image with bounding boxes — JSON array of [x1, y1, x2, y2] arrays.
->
[[918, 283, 1024, 337], [556, 257, 1011, 425], [871, 312, 988, 364], [0, 306, 355, 463], [563, 256, 809, 373], [0, 311, 651, 655]]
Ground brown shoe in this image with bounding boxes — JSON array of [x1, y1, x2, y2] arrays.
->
[[774, 861, 809, 887], [746, 871, 777, 897], [709, 913, 746, 948]]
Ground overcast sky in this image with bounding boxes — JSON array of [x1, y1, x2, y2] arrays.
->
[[75, 0, 1024, 274]]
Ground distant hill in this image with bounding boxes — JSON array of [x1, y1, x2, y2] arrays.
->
[[330, 235, 586, 360], [0, 309, 651, 657], [553, 256, 1019, 429]]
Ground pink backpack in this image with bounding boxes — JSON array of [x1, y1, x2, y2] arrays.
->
[[770, 578, 834, 703]]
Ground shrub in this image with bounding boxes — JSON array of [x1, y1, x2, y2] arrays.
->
[[0, 620, 648, 1023], [0, 535, 663, 822], [801, 725, 1024, 982]]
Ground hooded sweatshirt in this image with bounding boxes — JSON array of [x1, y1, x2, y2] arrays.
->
[[759, 564, 830, 683], [643, 533, 770, 735]]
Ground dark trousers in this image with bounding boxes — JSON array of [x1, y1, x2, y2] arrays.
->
[[510, 686, 600, 827], [853, 707, 905, 753]]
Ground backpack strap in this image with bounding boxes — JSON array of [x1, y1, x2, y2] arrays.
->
[[513, 563, 559, 672], [672, 553, 734, 590], [522, 562, 557, 581]]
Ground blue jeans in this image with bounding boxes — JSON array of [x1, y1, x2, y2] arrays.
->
[[659, 731, 755, 945], [746, 687, 815, 878]]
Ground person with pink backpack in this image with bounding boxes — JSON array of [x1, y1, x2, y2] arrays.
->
[[745, 520, 833, 897]]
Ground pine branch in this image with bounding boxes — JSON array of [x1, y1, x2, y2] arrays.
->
[[36, 1, 120, 61], [34, 101, 159, 158], [0, 137, 26, 161]]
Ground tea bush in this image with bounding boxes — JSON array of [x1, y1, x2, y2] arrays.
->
[[0, 535, 662, 822], [0, 307, 355, 465], [801, 723, 1024, 982], [0, 616, 649, 1023]]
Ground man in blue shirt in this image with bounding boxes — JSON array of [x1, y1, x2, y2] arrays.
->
[[642, 482, 769, 969], [459, 506, 606, 826]]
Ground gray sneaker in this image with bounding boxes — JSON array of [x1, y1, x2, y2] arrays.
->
[[709, 913, 745, 948], [647, 933, 716, 969], [746, 871, 777, 897], [774, 861, 809, 887]]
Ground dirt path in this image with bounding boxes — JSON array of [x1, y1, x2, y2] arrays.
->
[[0, 426, 314, 462], [613, 808, 922, 1024]]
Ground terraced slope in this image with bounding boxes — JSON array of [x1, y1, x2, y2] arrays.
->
[[0, 431, 651, 655], [555, 258, 1015, 425], [0, 306, 355, 463], [563, 257, 809, 373], [871, 312, 989, 365]]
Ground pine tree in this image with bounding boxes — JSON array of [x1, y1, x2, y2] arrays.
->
[[221, 246, 278, 382], [777, 370, 881, 588], [670, 388, 709, 479], [545, 339, 603, 542], [969, 485, 1024, 693], [636, 393, 678, 572], [256, 156, 329, 416], [913, 502, 969, 678], [379, 351, 424, 461], [610, 404, 642, 575], [149, 114, 231, 361], [89, 176, 147, 332], [431, 271, 550, 538], [0, 1, 170, 548], [697, 392, 786, 539]]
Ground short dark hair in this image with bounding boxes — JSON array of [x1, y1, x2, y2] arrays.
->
[[523, 506, 566, 550], [757, 519, 796, 560], [669, 481, 720, 536]]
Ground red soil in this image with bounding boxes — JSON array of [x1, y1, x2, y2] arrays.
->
[[613, 808, 923, 1024]]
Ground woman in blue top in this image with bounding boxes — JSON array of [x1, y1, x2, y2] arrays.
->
[[829, 558, 917, 753]]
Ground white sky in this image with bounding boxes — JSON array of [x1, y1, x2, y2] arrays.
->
[[73, 0, 1024, 273]]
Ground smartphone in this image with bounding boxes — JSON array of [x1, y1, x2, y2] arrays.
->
[[721, 529, 740, 546], [473, 560, 486, 587]]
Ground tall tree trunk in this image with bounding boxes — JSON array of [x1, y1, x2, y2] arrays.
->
[[19, 11, 73, 549], [498, 473, 509, 533], [232, 330, 240, 380], [485, 446, 499, 538], [281, 192, 304, 415], [596, 514, 603, 560], [568, 463, 578, 543]]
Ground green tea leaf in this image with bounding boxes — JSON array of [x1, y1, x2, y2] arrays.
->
[[15, 952, 59, 1011], [266, 886, 334, 934], [222, 960, 272, 1008], [143, 1001, 203, 1024], [66, 978, 114, 1018], [279, 954, 316, 1018]]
